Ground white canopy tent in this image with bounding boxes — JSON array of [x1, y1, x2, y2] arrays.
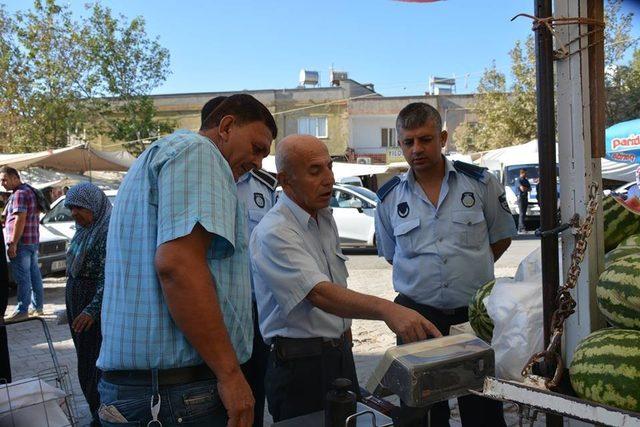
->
[[261, 155, 389, 179], [14, 167, 123, 190], [0, 144, 135, 174], [476, 140, 637, 182]]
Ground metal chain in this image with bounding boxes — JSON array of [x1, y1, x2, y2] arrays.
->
[[521, 183, 599, 390]]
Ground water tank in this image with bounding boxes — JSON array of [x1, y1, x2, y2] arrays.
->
[[330, 70, 348, 86], [299, 69, 320, 86]]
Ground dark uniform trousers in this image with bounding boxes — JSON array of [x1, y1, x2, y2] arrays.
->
[[241, 302, 270, 427], [395, 294, 506, 427], [518, 195, 529, 231], [264, 334, 359, 422]]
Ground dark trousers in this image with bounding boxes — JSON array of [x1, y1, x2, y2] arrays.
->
[[518, 196, 529, 231], [265, 337, 359, 422], [241, 302, 269, 427], [395, 294, 506, 427]]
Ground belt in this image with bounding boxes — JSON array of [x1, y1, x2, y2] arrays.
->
[[272, 334, 347, 361], [103, 364, 215, 387], [437, 306, 468, 316]]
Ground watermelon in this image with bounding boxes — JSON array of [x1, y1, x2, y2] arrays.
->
[[596, 254, 640, 330], [617, 234, 640, 249], [604, 246, 638, 267], [603, 196, 640, 253], [468, 279, 495, 343], [570, 328, 640, 413]]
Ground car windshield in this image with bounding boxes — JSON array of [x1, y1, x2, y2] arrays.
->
[[341, 185, 379, 202], [505, 165, 540, 185]]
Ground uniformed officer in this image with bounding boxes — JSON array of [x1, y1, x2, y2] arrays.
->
[[201, 97, 278, 427], [516, 168, 532, 232], [250, 134, 441, 422], [375, 102, 515, 427]]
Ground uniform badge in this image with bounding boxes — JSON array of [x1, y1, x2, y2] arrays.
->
[[397, 202, 410, 218], [498, 193, 510, 213], [254, 192, 265, 208], [461, 192, 475, 208]]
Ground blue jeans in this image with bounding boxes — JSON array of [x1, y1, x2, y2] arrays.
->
[[98, 378, 228, 426], [9, 243, 44, 313]]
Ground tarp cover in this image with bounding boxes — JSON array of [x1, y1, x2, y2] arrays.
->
[[0, 144, 135, 173]]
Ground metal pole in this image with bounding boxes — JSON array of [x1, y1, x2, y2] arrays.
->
[[534, 1, 564, 425]]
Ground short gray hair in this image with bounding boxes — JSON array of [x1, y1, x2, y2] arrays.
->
[[275, 142, 290, 174], [396, 102, 442, 133]]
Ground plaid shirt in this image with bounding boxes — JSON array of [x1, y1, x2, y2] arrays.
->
[[2, 184, 39, 245], [98, 130, 253, 370]]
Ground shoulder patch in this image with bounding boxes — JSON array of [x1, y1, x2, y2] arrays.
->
[[453, 160, 488, 183], [377, 176, 401, 202], [250, 169, 278, 191]]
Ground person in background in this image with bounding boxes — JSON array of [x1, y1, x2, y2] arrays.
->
[[516, 168, 531, 232], [201, 96, 277, 427], [1, 166, 44, 321], [64, 183, 111, 427]]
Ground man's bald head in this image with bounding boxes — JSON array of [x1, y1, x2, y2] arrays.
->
[[276, 134, 334, 217], [275, 134, 327, 175]]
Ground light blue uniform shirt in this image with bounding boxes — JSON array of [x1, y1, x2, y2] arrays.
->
[[236, 171, 276, 240], [98, 129, 253, 370], [375, 157, 515, 309], [237, 171, 276, 298], [250, 193, 351, 344]]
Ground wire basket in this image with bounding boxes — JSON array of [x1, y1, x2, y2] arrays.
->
[[1, 317, 77, 427]]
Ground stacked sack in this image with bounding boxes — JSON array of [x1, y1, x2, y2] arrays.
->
[[569, 195, 640, 413]]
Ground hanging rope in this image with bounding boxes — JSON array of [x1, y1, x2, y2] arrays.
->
[[512, 14, 605, 60]]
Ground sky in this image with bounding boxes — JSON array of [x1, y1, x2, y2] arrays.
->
[[4, 0, 640, 97]]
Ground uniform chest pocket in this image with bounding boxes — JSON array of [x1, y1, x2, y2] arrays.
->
[[248, 209, 265, 228], [393, 218, 421, 258], [451, 210, 486, 249]]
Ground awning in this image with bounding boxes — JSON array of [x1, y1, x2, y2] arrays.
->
[[0, 144, 135, 173], [261, 155, 389, 179]]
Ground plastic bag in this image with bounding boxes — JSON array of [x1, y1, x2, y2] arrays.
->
[[485, 278, 543, 381]]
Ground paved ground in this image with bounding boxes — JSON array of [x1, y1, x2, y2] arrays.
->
[[5, 235, 543, 426]]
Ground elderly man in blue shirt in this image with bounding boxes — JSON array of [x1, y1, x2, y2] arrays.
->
[[97, 94, 277, 427], [201, 95, 277, 427], [250, 134, 441, 422], [375, 102, 515, 426]]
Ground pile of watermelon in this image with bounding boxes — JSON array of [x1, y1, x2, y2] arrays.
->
[[569, 195, 640, 413], [468, 279, 495, 343]]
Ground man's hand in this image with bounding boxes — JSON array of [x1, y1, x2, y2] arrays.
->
[[217, 369, 255, 427], [72, 312, 94, 333], [7, 242, 16, 258], [383, 304, 442, 343]]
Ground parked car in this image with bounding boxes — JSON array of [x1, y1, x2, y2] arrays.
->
[[276, 183, 379, 248], [41, 190, 117, 240], [330, 184, 378, 247]]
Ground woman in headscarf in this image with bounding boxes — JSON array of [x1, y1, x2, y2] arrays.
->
[[64, 183, 111, 426]]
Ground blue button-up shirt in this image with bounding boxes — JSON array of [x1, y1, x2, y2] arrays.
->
[[375, 157, 515, 309], [250, 193, 350, 343], [98, 129, 253, 370]]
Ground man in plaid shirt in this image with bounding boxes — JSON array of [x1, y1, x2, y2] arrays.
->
[[1, 166, 44, 321]]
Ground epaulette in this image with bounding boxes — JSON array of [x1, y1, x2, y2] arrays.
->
[[251, 169, 278, 191], [377, 176, 401, 202], [453, 160, 488, 183]]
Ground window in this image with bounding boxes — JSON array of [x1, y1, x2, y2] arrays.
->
[[298, 116, 328, 138], [381, 128, 397, 147], [42, 201, 72, 224]]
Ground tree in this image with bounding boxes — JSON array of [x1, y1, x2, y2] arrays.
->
[[0, 0, 173, 153], [454, 0, 637, 153]]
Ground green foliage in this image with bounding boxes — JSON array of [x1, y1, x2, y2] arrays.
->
[[455, 0, 638, 153], [0, 0, 173, 153]]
